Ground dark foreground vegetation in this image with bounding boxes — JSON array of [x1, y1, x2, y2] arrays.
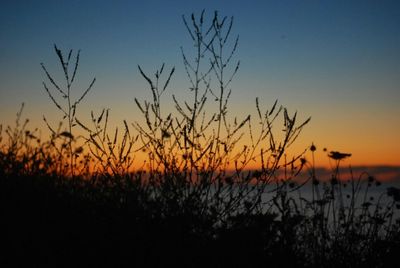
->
[[2, 147, 400, 267], [1, 11, 400, 267]]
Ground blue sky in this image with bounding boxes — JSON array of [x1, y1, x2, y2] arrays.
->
[[1, 0, 399, 165]]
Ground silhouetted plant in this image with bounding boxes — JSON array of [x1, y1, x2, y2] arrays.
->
[[286, 144, 400, 267], [41, 45, 96, 177], [76, 109, 138, 176], [133, 11, 310, 229]]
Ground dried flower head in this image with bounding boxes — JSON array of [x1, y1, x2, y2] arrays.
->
[[310, 143, 316, 152], [328, 151, 351, 160]]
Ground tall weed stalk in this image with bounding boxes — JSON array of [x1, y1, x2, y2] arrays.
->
[[133, 11, 310, 226], [41, 45, 95, 177]]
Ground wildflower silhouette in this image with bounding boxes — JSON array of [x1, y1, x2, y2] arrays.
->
[[328, 151, 352, 160]]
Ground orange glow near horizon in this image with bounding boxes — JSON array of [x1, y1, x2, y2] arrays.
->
[[2, 120, 398, 185], [1, 106, 399, 172]]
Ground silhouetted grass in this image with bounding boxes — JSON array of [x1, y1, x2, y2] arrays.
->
[[1, 10, 400, 268]]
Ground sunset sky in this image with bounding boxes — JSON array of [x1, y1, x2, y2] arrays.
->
[[1, 0, 399, 168]]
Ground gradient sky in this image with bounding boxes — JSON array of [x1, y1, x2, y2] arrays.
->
[[1, 0, 399, 167]]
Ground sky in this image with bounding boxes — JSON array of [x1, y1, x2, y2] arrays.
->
[[1, 0, 399, 168]]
